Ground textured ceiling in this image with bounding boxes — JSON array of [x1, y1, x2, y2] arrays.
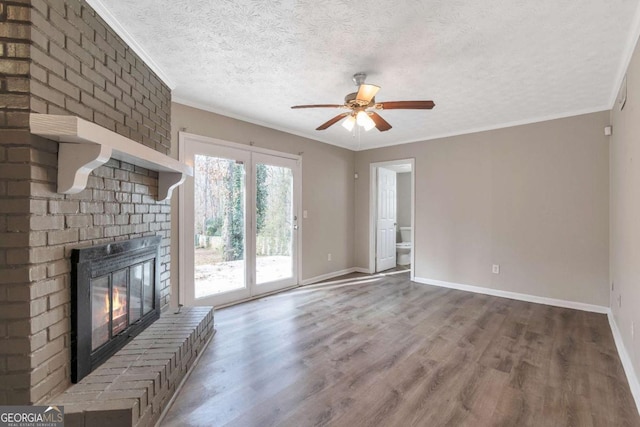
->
[[95, 0, 639, 150]]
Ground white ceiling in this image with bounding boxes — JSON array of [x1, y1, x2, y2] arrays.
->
[[91, 0, 640, 151]]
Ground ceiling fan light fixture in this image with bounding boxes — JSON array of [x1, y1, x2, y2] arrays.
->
[[355, 84, 380, 103], [342, 114, 356, 131], [362, 119, 376, 132], [291, 73, 434, 133], [357, 111, 376, 131]]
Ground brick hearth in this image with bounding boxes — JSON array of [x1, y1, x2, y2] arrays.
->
[[52, 307, 214, 427]]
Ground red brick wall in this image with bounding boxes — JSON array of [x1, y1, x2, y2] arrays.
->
[[0, 0, 173, 404]]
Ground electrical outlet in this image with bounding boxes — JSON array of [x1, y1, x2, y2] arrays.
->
[[492, 264, 500, 274], [328, 253, 332, 261]]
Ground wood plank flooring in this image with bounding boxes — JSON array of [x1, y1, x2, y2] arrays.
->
[[161, 273, 639, 426]]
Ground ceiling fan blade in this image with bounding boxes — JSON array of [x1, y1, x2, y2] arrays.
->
[[356, 84, 380, 103], [376, 100, 435, 110], [316, 113, 350, 130], [291, 104, 345, 109], [369, 112, 392, 132]]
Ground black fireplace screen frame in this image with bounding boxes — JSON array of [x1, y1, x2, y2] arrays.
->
[[70, 236, 161, 383]]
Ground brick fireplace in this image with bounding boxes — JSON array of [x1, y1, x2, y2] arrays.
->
[[0, 0, 177, 405], [70, 235, 162, 383]]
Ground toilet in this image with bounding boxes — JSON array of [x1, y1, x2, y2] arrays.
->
[[396, 227, 412, 266]]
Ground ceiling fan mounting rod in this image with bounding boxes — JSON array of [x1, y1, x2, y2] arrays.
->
[[352, 72, 367, 86]]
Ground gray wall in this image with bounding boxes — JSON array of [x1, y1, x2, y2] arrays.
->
[[170, 102, 356, 298], [354, 112, 610, 306], [610, 39, 640, 383], [396, 172, 411, 232]]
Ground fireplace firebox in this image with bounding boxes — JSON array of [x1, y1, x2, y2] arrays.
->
[[71, 236, 162, 382]]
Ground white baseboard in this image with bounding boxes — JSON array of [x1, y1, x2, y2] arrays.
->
[[354, 267, 372, 274], [608, 312, 640, 415], [412, 276, 609, 314], [301, 268, 359, 286]]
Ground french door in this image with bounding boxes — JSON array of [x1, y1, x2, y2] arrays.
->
[[179, 134, 300, 307]]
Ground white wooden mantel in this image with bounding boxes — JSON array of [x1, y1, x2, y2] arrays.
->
[[30, 114, 193, 201]]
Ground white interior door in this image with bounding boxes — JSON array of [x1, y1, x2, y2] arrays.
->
[[376, 167, 397, 272], [180, 135, 300, 307]]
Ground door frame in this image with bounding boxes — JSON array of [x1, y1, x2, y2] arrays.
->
[[177, 132, 303, 306], [368, 159, 415, 280]]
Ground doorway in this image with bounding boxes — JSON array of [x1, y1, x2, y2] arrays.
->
[[179, 133, 301, 307], [369, 159, 415, 279]]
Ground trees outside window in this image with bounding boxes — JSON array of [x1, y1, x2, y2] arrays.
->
[[194, 157, 292, 264]]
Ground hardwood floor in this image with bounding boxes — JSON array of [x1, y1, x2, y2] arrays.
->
[[161, 274, 639, 426]]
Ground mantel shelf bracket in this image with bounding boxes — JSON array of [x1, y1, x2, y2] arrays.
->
[[29, 114, 193, 201], [58, 142, 112, 194]]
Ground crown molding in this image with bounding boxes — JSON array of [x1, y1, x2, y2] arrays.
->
[[171, 97, 354, 150], [175, 98, 611, 152], [86, 0, 176, 89], [355, 106, 611, 151]]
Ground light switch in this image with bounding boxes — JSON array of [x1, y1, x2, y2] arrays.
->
[[303, 210, 308, 219]]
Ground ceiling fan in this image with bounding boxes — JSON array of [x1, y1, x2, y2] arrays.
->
[[291, 73, 435, 132]]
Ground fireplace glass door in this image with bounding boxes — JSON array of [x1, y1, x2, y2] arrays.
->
[[91, 276, 110, 351], [112, 270, 128, 336], [90, 261, 154, 352], [72, 236, 161, 383], [129, 265, 143, 324]]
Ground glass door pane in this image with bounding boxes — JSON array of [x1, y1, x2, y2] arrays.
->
[[193, 155, 246, 298], [129, 264, 142, 323], [91, 275, 109, 351], [251, 152, 298, 297], [111, 269, 128, 336], [255, 163, 294, 285]]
